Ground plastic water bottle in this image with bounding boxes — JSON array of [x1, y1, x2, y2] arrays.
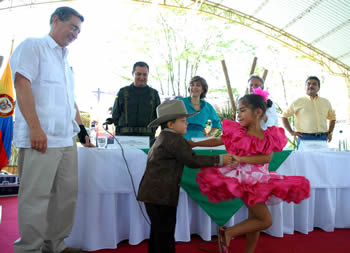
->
[[90, 124, 97, 147], [338, 130, 346, 151]]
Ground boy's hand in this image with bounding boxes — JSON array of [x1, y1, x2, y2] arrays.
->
[[232, 154, 241, 163], [223, 154, 232, 164], [232, 160, 239, 166], [187, 140, 196, 147]]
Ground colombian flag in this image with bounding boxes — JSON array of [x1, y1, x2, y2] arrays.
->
[[0, 56, 14, 169]]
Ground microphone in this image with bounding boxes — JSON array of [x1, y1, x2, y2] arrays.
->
[[103, 118, 114, 130], [103, 118, 114, 125]]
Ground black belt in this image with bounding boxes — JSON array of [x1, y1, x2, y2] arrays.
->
[[301, 132, 327, 136]]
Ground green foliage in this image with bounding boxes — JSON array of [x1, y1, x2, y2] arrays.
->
[[210, 88, 239, 95], [276, 103, 297, 150], [126, 7, 242, 97], [285, 116, 297, 149], [216, 104, 235, 122], [80, 111, 91, 128], [212, 103, 236, 137], [120, 75, 133, 83]]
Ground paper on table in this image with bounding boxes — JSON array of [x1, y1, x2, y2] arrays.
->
[[298, 140, 330, 152], [107, 136, 150, 149]]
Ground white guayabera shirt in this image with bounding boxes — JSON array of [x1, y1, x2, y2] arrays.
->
[[261, 102, 278, 130], [10, 35, 80, 148]]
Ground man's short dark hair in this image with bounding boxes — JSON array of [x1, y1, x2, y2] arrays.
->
[[50, 6, 84, 25], [305, 76, 320, 87], [188, 76, 208, 99], [133, 61, 149, 72], [248, 74, 265, 89]]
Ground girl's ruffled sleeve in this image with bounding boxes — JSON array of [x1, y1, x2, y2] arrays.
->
[[264, 126, 288, 152], [221, 120, 248, 155]]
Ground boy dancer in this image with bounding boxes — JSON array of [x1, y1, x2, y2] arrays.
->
[[137, 100, 232, 253]]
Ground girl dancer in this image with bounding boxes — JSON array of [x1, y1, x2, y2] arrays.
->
[[191, 88, 310, 253]]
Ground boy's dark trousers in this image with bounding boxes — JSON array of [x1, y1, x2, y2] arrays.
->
[[145, 203, 177, 253]]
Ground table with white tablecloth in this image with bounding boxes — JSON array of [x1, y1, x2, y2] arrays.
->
[[65, 148, 350, 251]]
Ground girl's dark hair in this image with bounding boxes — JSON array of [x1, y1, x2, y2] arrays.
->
[[266, 99, 273, 108], [188, 76, 208, 99], [239, 94, 268, 118], [160, 119, 176, 130]]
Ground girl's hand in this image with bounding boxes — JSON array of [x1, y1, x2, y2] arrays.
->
[[232, 154, 241, 163], [232, 160, 239, 167], [223, 154, 232, 164]]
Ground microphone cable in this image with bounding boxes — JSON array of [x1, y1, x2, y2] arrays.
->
[[101, 123, 151, 226]]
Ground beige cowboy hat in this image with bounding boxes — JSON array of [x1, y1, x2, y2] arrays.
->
[[148, 100, 199, 127]]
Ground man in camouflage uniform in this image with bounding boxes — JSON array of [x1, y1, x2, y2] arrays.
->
[[112, 61, 160, 145]]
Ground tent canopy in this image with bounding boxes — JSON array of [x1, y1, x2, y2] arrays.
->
[[1, 0, 349, 77], [201, 0, 350, 73]]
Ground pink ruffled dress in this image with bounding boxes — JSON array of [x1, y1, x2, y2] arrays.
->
[[196, 119, 310, 206]]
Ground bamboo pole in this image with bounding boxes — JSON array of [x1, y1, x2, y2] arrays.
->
[[262, 69, 268, 82], [250, 57, 258, 75], [11, 39, 15, 54], [246, 57, 258, 94], [221, 60, 236, 120]]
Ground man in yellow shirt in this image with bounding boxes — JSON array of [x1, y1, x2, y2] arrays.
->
[[282, 76, 336, 148]]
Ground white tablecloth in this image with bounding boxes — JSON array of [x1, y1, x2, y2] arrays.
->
[[65, 148, 350, 251]]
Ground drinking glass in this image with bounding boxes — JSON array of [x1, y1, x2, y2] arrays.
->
[[97, 137, 107, 148]]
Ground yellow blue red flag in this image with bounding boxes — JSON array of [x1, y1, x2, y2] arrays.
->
[[0, 56, 15, 169]]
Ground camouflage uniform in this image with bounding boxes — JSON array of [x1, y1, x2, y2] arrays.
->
[[112, 83, 160, 143]]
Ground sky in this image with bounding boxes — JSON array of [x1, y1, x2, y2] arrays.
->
[[0, 0, 349, 146], [0, 1, 138, 118]]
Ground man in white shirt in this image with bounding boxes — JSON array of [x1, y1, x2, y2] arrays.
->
[[248, 75, 278, 129], [10, 7, 92, 253]]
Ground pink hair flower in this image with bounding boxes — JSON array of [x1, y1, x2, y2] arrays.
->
[[253, 87, 269, 102]]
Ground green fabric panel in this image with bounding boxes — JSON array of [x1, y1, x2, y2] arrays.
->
[[141, 148, 149, 154], [180, 150, 241, 226], [180, 150, 293, 226], [269, 150, 293, 171], [140, 148, 293, 226]]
